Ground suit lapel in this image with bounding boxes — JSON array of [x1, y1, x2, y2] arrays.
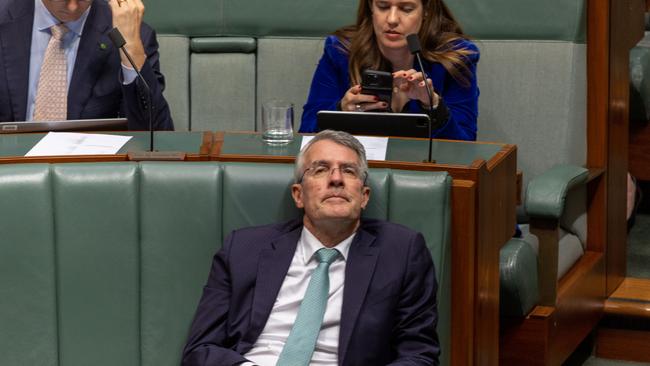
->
[[0, 0, 34, 121], [246, 226, 301, 343], [338, 228, 378, 365], [68, 2, 112, 119]]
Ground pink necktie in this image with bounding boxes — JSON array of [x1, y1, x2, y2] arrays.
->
[[33, 24, 69, 121]]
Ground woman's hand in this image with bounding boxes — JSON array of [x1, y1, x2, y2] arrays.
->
[[392, 69, 439, 108], [340, 85, 388, 112]]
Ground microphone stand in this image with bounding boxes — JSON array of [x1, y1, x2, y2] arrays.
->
[[406, 34, 436, 163], [413, 55, 435, 163], [108, 28, 184, 161]]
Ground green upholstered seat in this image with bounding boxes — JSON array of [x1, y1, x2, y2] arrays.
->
[[500, 237, 539, 318], [0, 162, 452, 366], [157, 36, 190, 131], [500, 164, 589, 317]]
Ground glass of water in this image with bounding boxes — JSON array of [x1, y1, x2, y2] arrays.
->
[[262, 100, 294, 145]]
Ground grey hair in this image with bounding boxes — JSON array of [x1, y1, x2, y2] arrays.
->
[[294, 130, 369, 183]]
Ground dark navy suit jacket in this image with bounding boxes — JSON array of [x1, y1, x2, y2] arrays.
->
[[182, 218, 440, 366], [0, 0, 173, 130]]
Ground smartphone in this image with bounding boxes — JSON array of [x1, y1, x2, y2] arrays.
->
[[361, 69, 392, 111]]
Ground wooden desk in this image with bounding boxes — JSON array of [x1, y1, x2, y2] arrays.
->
[[212, 131, 518, 366], [0, 131, 213, 164]]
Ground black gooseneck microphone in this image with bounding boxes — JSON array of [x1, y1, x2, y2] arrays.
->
[[406, 33, 435, 163], [107, 27, 154, 152]]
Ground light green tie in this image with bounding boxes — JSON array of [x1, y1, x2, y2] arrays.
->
[[276, 248, 340, 366]]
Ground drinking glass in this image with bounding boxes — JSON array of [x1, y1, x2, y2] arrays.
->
[[262, 101, 294, 145]]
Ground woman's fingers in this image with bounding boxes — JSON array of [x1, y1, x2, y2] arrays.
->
[[363, 101, 389, 111], [349, 101, 388, 112], [342, 85, 381, 111]]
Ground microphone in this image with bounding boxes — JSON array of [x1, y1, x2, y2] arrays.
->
[[406, 34, 436, 163], [108, 27, 154, 152]]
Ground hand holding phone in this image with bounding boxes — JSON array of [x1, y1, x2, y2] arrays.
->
[[361, 69, 392, 112]]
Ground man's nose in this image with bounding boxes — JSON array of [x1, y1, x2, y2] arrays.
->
[[67, 0, 79, 11], [328, 167, 345, 186]]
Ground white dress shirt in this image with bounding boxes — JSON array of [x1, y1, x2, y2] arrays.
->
[[242, 227, 354, 366]]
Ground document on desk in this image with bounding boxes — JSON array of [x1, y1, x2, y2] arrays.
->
[[301, 135, 388, 161], [25, 132, 132, 157]]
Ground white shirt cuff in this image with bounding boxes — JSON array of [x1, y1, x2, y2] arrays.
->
[[121, 64, 138, 85]]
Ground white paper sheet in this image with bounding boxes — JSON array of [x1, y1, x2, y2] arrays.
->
[[25, 132, 133, 157], [300, 135, 388, 161]]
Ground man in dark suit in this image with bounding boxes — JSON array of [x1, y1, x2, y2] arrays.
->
[[0, 0, 173, 130], [182, 130, 439, 366]]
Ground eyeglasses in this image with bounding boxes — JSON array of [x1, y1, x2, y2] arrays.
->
[[300, 162, 365, 182]]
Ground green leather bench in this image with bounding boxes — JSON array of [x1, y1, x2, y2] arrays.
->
[[0, 162, 452, 366]]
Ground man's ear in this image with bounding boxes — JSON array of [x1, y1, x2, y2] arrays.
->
[[360, 186, 371, 210], [291, 183, 304, 209]]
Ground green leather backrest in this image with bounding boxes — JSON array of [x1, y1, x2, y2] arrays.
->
[[145, 0, 586, 41], [0, 164, 58, 365], [139, 163, 224, 366], [0, 162, 452, 366], [53, 163, 141, 366]]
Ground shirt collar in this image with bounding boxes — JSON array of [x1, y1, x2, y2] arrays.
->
[[35, 0, 91, 37], [299, 226, 355, 264]]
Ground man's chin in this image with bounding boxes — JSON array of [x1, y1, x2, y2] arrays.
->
[[314, 210, 361, 223]]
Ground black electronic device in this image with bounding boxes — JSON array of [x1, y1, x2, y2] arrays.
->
[[361, 69, 392, 111], [0, 118, 128, 134], [316, 110, 430, 138]]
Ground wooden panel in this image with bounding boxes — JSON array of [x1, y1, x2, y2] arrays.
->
[[605, 277, 650, 317], [500, 253, 605, 365], [500, 310, 553, 365], [475, 146, 517, 365], [606, 0, 645, 296], [605, 299, 650, 318], [451, 180, 476, 366], [596, 328, 650, 362], [530, 218, 560, 306], [550, 252, 606, 365], [608, 277, 650, 300], [586, 0, 610, 255]]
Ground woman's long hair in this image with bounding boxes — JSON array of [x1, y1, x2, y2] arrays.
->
[[333, 0, 475, 86]]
